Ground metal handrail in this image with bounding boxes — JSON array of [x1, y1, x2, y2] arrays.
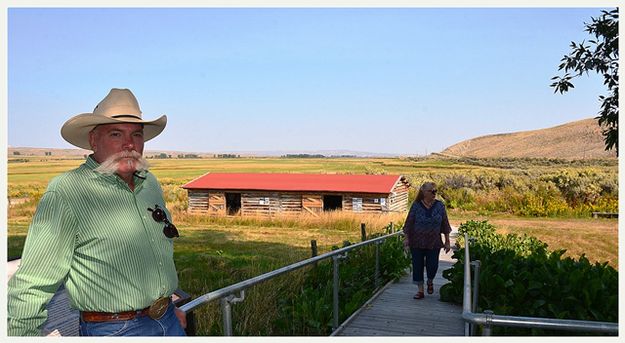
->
[[461, 233, 618, 335], [179, 229, 404, 335]]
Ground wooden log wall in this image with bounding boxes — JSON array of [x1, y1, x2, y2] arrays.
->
[[341, 193, 387, 213], [187, 190, 209, 213], [187, 191, 228, 215], [279, 193, 303, 216], [388, 177, 410, 212], [239, 192, 305, 217], [241, 192, 281, 217]]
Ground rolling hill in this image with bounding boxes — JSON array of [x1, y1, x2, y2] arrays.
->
[[441, 118, 617, 159], [8, 118, 617, 160]]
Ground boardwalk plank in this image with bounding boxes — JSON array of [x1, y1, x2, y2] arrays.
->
[[335, 242, 465, 336]]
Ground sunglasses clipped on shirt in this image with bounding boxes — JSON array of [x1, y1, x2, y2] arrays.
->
[[148, 204, 180, 238]]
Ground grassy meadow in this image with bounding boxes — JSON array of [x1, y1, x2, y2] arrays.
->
[[7, 155, 618, 334], [8, 155, 618, 263]]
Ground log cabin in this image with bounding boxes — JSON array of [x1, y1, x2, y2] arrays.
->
[[182, 173, 410, 217]]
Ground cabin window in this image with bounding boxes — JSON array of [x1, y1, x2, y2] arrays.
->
[[225, 193, 241, 215], [323, 195, 343, 211], [352, 197, 363, 212]]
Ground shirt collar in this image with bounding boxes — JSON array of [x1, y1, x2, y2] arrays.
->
[[85, 154, 100, 170]]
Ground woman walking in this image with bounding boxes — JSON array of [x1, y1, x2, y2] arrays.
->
[[403, 182, 451, 299]]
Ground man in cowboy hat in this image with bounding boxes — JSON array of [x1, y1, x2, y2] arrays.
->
[[8, 88, 187, 336]]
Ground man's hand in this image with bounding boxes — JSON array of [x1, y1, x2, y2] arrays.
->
[[444, 241, 451, 253], [174, 307, 187, 329]]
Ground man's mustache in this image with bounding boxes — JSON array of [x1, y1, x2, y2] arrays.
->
[[111, 150, 143, 161], [94, 150, 149, 175]]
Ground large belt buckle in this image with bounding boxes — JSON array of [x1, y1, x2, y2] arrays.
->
[[148, 296, 170, 320]]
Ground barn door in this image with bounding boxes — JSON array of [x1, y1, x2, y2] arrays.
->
[[208, 192, 226, 215], [302, 194, 322, 216]]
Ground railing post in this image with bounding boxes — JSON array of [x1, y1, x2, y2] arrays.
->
[[471, 260, 481, 335], [374, 241, 381, 289], [219, 291, 245, 336], [463, 234, 472, 336], [482, 310, 494, 336], [332, 255, 341, 331], [220, 297, 233, 336]]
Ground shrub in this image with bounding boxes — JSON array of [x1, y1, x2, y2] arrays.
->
[[401, 163, 617, 217], [440, 220, 618, 335]]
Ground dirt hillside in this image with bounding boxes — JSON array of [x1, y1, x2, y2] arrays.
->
[[441, 118, 616, 159]]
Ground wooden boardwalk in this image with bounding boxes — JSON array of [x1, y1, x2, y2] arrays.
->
[[334, 247, 465, 336]]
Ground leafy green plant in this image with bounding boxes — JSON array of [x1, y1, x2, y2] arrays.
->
[[440, 220, 617, 335], [551, 9, 619, 153]]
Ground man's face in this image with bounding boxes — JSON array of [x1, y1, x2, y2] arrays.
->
[[89, 123, 145, 175]]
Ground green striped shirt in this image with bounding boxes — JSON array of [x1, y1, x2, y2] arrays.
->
[[8, 156, 179, 336]]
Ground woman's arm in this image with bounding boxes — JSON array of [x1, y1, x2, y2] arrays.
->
[[402, 202, 416, 247]]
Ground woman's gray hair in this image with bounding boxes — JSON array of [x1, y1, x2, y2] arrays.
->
[[416, 182, 437, 202], [419, 182, 436, 192]]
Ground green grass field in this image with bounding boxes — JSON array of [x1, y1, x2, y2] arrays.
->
[[7, 156, 478, 184], [7, 155, 618, 335], [8, 156, 618, 266]]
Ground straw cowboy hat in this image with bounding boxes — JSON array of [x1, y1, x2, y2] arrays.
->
[[61, 88, 167, 150]]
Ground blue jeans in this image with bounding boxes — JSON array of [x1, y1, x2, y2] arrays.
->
[[79, 302, 186, 336], [410, 247, 441, 286]]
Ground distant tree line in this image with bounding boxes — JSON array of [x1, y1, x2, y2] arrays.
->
[[149, 153, 201, 159], [214, 154, 240, 158], [282, 154, 358, 158], [12, 151, 52, 156], [282, 154, 326, 158]]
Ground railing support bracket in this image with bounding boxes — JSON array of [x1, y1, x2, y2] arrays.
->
[[221, 290, 246, 336]]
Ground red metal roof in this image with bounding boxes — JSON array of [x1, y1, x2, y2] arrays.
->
[[182, 173, 405, 194]]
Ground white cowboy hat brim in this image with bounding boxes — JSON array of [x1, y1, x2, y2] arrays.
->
[[60, 88, 167, 150], [61, 112, 167, 150]]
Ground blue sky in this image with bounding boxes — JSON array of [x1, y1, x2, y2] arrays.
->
[[6, 6, 613, 155]]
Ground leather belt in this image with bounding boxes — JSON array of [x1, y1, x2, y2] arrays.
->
[[81, 297, 171, 322]]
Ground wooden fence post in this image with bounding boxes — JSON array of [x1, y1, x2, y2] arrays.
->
[[311, 240, 318, 257], [361, 223, 367, 241]]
